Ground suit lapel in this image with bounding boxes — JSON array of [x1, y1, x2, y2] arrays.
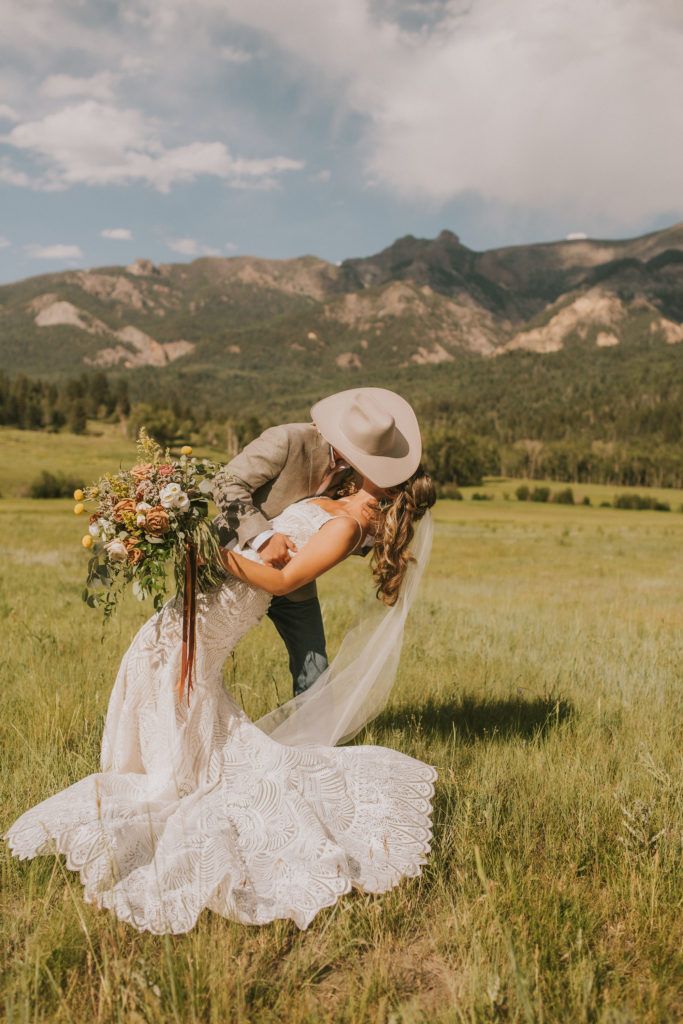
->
[[307, 428, 332, 497]]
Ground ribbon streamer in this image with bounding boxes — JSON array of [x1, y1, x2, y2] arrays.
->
[[178, 541, 198, 705]]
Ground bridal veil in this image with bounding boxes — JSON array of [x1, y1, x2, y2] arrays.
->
[[256, 511, 433, 747]]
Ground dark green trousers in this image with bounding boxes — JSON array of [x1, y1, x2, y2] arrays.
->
[[267, 595, 329, 696]]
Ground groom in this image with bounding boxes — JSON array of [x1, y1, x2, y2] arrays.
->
[[212, 387, 421, 696]]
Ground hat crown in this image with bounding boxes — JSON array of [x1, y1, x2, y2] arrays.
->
[[344, 395, 397, 456], [310, 386, 421, 488]]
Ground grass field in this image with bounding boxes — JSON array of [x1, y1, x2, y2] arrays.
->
[[2, 429, 683, 1023]]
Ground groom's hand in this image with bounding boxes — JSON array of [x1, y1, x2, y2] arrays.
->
[[258, 532, 297, 568]]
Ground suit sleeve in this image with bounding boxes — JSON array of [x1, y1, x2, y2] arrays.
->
[[212, 425, 291, 548]]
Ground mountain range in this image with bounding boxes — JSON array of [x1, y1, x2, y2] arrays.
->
[[1, 222, 682, 415]]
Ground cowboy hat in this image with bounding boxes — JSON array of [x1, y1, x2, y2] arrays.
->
[[311, 387, 422, 488]]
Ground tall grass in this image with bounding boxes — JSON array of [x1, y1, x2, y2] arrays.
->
[[2, 482, 683, 1022]]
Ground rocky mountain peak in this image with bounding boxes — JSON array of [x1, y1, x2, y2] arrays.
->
[[0, 221, 681, 379]]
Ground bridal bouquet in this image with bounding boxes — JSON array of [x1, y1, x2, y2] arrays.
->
[[75, 430, 227, 700]]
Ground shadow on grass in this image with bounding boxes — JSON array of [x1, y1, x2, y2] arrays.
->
[[372, 692, 575, 745]]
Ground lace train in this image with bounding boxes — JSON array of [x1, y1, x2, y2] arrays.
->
[[7, 723, 435, 932]]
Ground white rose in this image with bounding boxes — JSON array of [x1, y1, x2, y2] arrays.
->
[[159, 481, 189, 511], [136, 513, 147, 526], [88, 522, 101, 539], [159, 482, 182, 508], [136, 501, 152, 512], [105, 539, 128, 562]]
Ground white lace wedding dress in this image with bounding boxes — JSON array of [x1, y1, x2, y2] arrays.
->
[[6, 499, 436, 933]]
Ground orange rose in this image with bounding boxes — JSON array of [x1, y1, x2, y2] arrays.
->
[[157, 464, 175, 477], [124, 538, 143, 565], [113, 499, 137, 523], [131, 463, 153, 482], [145, 506, 170, 535]]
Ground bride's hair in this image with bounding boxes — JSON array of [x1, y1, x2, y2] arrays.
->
[[370, 466, 436, 606]]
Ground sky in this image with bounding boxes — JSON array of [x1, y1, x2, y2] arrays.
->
[[1, 0, 681, 284]]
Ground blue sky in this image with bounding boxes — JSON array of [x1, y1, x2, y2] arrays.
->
[[1, 0, 681, 284]]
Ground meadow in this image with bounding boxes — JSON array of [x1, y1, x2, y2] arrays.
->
[[1, 428, 682, 1023]]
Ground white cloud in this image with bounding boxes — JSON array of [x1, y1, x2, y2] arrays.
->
[[309, 168, 332, 183], [167, 238, 221, 256], [566, 232, 588, 241], [2, 100, 304, 192], [25, 243, 83, 260], [220, 45, 253, 64], [1, 0, 680, 230], [0, 104, 19, 122], [101, 227, 133, 240], [225, 242, 238, 252], [0, 236, 10, 248], [215, 0, 683, 221], [40, 72, 117, 101]]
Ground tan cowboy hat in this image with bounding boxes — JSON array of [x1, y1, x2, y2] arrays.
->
[[311, 387, 422, 488]]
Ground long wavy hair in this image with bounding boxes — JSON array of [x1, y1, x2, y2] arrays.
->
[[369, 465, 436, 606]]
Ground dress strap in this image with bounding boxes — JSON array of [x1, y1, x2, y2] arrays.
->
[[331, 513, 365, 550], [306, 498, 365, 550]]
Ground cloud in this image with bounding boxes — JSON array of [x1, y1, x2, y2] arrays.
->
[[216, 0, 683, 222], [0, 236, 10, 248], [2, 100, 304, 192], [224, 242, 238, 252], [0, 104, 19, 122], [566, 232, 588, 241], [167, 238, 221, 256], [309, 168, 331, 183], [0, 160, 31, 187], [101, 227, 133, 240], [220, 45, 253, 64], [1, 0, 679, 232], [0, 0, 119, 56], [25, 243, 83, 260], [40, 72, 117, 101]]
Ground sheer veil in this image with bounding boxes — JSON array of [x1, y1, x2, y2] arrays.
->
[[256, 511, 433, 747]]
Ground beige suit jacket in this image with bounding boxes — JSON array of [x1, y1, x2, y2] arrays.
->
[[212, 423, 332, 601]]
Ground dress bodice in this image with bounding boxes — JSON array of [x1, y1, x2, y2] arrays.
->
[[236, 499, 340, 562]]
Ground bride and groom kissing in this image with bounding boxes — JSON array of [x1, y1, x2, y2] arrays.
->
[[7, 387, 438, 933]]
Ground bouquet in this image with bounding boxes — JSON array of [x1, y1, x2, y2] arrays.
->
[[74, 429, 227, 701]]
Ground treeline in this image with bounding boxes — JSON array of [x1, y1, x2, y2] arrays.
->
[[0, 372, 130, 433], [3, 369, 683, 490], [0, 370, 265, 460], [497, 438, 683, 489], [420, 429, 683, 489]]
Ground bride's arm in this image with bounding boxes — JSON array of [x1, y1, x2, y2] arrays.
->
[[220, 516, 360, 596]]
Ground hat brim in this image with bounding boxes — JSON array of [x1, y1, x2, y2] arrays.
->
[[311, 387, 422, 488]]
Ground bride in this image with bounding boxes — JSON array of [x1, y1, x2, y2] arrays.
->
[[6, 442, 437, 934]]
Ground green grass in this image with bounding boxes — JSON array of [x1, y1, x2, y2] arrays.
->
[[0, 425, 227, 499], [2, 436, 683, 1022]]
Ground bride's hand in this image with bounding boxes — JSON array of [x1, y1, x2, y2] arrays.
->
[[257, 532, 297, 568]]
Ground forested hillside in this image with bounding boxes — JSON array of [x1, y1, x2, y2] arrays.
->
[[1, 223, 682, 487]]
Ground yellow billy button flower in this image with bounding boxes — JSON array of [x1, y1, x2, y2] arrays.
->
[[81, 535, 94, 549], [73, 488, 84, 501], [74, 503, 85, 515], [180, 445, 193, 456]]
